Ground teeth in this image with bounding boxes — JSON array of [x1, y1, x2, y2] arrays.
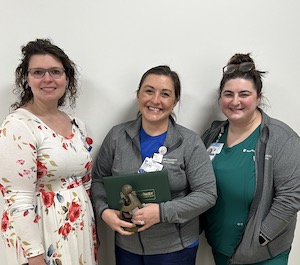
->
[[42, 87, 55, 91], [149, 107, 160, 111]]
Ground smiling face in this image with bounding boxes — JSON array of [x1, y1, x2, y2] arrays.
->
[[27, 54, 67, 106], [220, 78, 261, 125], [137, 74, 178, 131]]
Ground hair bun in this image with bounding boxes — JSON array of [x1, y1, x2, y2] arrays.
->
[[228, 53, 254, 65]]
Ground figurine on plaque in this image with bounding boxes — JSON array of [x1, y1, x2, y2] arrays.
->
[[119, 184, 143, 232]]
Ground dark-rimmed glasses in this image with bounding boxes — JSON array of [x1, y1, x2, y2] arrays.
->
[[28, 68, 65, 79], [222, 62, 254, 75]]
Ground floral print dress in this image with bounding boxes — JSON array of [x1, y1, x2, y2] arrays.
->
[[0, 108, 98, 265]]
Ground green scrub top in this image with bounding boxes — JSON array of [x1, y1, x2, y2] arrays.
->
[[205, 125, 260, 256]]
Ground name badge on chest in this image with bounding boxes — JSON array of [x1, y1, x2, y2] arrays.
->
[[207, 142, 224, 161]]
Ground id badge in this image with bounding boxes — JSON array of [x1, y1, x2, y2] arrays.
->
[[139, 157, 163, 173], [207, 142, 224, 161]]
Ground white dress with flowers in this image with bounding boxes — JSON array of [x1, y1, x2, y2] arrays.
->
[[0, 108, 97, 265]]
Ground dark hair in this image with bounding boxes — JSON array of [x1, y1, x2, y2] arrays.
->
[[137, 65, 181, 101], [12, 38, 78, 109], [219, 53, 266, 99]]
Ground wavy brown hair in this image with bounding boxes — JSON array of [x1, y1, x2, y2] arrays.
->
[[12, 38, 78, 110]]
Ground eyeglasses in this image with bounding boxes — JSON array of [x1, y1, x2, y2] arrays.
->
[[222, 62, 254, 75], [28, 68, 65, 79]]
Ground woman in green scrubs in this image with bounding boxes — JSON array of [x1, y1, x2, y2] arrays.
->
[[201, 53, 300, 265]]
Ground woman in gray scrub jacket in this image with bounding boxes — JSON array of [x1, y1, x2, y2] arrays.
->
[[201, 53, 300, 265], [91, 65, 217, 265]]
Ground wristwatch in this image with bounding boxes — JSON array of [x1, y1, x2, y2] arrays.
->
[[259, 233, 269, 246]]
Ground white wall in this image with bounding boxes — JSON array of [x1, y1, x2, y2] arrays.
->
[[0, 1, 299, 264]]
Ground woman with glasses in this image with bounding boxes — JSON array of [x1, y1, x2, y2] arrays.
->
[[201, 53, 300, 265], [91, 65, 217, 265], [0, 39, 97, 265]]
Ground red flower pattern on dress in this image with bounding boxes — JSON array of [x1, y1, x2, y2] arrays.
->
[[86, 189, 91, 197], [92, 223, 97, 241], [1, 211, 9, 232], [40, 190, 55, 208], [22, 170, 31, 176], [58, 222, 71, 237], [37, 161, 48, 179], [84, 161, 92, 171], [0, 113, 97, 263], [67, 179, 81, 189], [65, 133, 74, 140], [82, 174, 91, 184], [0, 183, 5, 196], [34, 214, 41, 223], [68, 202, 81, 222], [80, 221, 84, 230], [16, 159, 25, 165], [28, 143, 36, 150], [29, 144, 36, 150], [94, 243, 98, 262], [92, 223, 98, 262], [86, 137, 93, 145]]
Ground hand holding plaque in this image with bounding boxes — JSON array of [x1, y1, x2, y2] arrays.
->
[[119, 184, 143, 232]]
